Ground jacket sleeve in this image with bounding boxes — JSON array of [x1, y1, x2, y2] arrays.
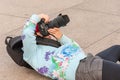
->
[[58, 34, 78, 46], [22, 14, 41, 58]]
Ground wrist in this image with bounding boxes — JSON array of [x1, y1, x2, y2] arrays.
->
[[56, 34, 63, 40]]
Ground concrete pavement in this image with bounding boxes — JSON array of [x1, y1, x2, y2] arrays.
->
[[0, 0, 120, 80]]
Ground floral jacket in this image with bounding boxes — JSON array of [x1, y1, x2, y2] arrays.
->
[[22, 14, 86, 80]]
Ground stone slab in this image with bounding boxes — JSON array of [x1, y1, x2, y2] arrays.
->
[[1, 0, 120, 80]]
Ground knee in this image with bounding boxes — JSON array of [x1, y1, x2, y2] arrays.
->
[[111, 45, 120, 49]]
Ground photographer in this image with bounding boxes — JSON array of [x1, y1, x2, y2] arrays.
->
[[22, 14, 86, 80], [22, 14, 120, 80]]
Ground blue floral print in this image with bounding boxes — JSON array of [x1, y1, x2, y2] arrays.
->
[[61, 44, 79, 57]]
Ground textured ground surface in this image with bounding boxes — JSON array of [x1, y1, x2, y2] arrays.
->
[[1, 0, 120, 80]]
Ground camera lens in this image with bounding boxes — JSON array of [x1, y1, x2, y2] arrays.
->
[[48, 14, 70, 28]]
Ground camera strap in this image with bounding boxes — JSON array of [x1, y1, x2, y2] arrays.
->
[[36, 36, 61, 48]]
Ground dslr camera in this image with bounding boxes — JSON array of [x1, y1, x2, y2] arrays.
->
[[37, 14, 70, 36]]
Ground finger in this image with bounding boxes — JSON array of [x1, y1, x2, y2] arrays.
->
[[48, 30, 56, 34], [53, 27, 60, 31], [48, 29, 57, 34], [39, 14, 50, 23], [44, 15, 49, 23], [48, 28, 56, 32], [44, 16, 50, 23]]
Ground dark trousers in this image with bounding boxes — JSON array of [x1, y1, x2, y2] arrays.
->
[[96, 45, 120, 80]]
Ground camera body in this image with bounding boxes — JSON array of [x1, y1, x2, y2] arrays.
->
[[37, 14, 70, 36]]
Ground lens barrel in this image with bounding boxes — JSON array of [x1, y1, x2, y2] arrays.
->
[[48, 14, 70, 28]]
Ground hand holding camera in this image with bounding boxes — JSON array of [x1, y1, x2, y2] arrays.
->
[[48, 28, 63, 39], [38, 14, 50, 23]]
